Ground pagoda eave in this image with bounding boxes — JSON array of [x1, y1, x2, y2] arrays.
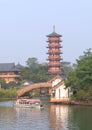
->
[[46, 40, 62, 42], [47, 52, 62, 54], [47, 58, 62, 60], [48, 71, 62, 75], [48, 64, 61, 67], [46, 46, 62, 48]]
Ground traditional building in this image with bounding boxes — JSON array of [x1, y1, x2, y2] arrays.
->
[[0, 63, 21, 83], [49, 75, 70, 103], [46, 27, 62, 75]]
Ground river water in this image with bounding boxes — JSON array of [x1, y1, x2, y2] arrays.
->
[[0, 100, 92, 130]]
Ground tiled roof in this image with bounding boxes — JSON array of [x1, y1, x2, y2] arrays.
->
[[0, 63, 20, 72], [15, 63, 23, 70], [48, 75, 62, 83], [47, 32, 62, 37]]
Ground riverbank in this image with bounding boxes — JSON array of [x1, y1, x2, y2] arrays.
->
[[70, 100, 92, 106], [50, 99, 92, 106]]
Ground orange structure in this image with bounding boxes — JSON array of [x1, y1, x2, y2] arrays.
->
[[0, 63, 21, 83], [46, 27, 62, 75]]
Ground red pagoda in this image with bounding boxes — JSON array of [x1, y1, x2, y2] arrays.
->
[[46, 27, 62, 75]]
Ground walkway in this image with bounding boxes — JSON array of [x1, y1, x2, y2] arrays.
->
[[17, 82, 52, 97]]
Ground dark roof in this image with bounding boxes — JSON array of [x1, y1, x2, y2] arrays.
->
[[0, 63, 20, 72], [59, 73, 66, 80], [15, 63, 23, 69], [47, 31, 62, 37]]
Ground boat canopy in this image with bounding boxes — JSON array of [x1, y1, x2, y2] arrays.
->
[[18, 99, 41, 103]]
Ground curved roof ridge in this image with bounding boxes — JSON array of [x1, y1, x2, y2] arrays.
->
[[47, 31, 62, 37]]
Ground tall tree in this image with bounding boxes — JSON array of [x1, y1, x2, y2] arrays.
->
[[20, 58, 51, 83], [26, 57, 39, 68], [65, 48, 92, 90]]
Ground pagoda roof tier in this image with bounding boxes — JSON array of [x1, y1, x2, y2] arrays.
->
[[47, 51, 63, 54], [47, 32, 62, 37], [47, 46, 62, 48], [47, 55, 62, 60], [46, 40, 62, 42], [47, 58, 62, 61]]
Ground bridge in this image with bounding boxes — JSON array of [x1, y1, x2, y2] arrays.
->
[[17, 82, 52, 97]]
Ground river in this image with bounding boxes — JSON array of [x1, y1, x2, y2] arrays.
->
[[0, 100, 92, 130]]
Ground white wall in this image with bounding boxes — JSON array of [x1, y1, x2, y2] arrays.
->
[[51, 77, 69, 99], [55, 85, 69, 98]]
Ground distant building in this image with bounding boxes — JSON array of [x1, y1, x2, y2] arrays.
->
[[0, 63, 21, 83]]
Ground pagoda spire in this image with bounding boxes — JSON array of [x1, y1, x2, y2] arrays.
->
[[53, 25, 55, 32]]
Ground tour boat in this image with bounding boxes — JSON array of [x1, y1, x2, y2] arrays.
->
[[14, 99, 43, 109]]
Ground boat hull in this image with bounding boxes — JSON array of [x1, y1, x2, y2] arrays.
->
[[13, 99, 43, 109]]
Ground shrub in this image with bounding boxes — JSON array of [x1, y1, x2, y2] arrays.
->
[[0, 88, 17, 98]]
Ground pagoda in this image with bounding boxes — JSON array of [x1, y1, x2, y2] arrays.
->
[[46, 26, 62, 75]]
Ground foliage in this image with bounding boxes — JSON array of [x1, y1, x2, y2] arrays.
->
[[26, 57, 39, 68], [0, 88, 17, 98], [0, 79, 20, 89], [21, 58, 74, 83], [61, 61, 74, 76], [65, 48, 92, 100], [71, 90, 92, 101], [0, 78, 7, 89], [75, 48, 92, 89], [6, 81, 18, 88], [20, 61, 51, 83]]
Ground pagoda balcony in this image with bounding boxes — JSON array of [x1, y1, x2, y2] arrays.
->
[[48, 68, 61, 71], [48, 37, 61, 41], [47, 43, 62, 48], [48, 63, 61, 67], [48, 69, 61, 72], [47, 50, 62, 54], [48, 55, 61, 59], [47, 56, 62, 61], [48, 61, 61, 63]]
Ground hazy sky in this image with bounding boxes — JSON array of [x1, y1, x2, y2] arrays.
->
[[0, 0, 92, 65]]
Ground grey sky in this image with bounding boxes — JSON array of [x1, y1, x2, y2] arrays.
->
[[0, 0, 92, 65]]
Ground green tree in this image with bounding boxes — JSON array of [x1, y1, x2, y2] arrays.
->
[[65, 48, 92, 90], [0, 78, 7, 89], [26, 57, 39, 68], [61, 61, 75, 76], [20, 58, 51, 83]]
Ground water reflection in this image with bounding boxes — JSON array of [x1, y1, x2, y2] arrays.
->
[[0, 106, 16, 130], [68, 106, 92, 130], [48, 105, 68, 130], [0, 101, 92, 130], [13, 107, 50, 130]]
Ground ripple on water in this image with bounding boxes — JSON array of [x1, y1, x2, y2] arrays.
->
[[0, 102, 92, 130]]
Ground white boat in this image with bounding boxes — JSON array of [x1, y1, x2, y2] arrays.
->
[[14, 99, 43, 109]]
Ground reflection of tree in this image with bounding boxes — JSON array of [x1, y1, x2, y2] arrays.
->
[[49, 104, 69, 130], [67, 106, 92, 130]]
